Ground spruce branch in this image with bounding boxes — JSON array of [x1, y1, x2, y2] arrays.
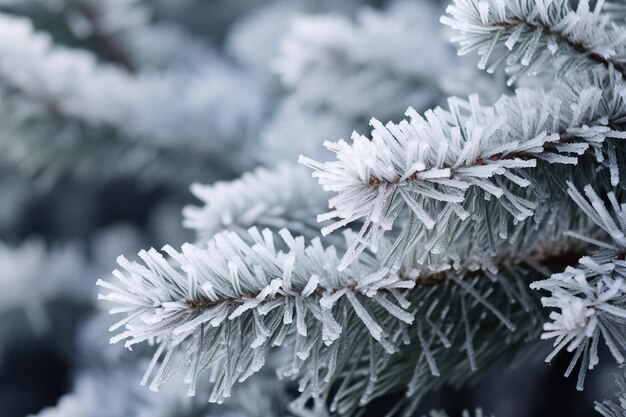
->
[[183, 164, 330, 244], [300, 73, 626, 269], [0, 239, 90, 366], [97, 228, 416, 403], [327, 211, 591, 414], [441, 0, 626, 84], [0, 12, 263, 157], [531, 183, 626, 390], [275, 2, 502, 122], [0, 11, 266, 185], [0, 0, 216, 71], [98, 208, 592, 414], [0, 101, 232, 187]]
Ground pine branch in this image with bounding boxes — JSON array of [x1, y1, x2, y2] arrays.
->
[[531, 183, 626, 390], [0, 93, 232, 187], [274, 2, 503, 123], [326, 208, 592, 414], [0, 12, 264, 157], [97, 228, 415, 402], [98, 208, 592, 413], [0, 0, 216, 71], [441, 0, 626, 84], [183, 164, 330, 244], [300, 73, 626, 269], [0, 11, 267, 185]]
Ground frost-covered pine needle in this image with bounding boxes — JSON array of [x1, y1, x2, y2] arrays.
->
[[532, 183, 626, 389], [300, 74, 626, 269]]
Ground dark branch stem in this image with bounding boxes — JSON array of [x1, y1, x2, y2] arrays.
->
[[366, 131, 584, 187], [501, 17, 626, 77]]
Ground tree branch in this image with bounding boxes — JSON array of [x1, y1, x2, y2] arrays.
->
[[500, 17, 626, 77]]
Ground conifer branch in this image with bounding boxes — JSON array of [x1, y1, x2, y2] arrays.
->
[[0, 12, 263, 155], [441, 0, 626, 84], [300, 74, 626, 269], [500, 16, 625, 76], [531, 183, 626, 390], [183, 164, 330, 243], [275, 2, 501, 122], [98, 211, 592, 411]]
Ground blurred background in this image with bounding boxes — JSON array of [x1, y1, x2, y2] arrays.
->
[[0, 0, 617, 416]]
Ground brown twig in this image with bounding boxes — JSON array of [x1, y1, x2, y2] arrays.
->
[[365, 133, 576, 187], [500, 17, 626, 77]]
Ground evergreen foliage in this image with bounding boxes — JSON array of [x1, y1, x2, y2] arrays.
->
[[3, 0, 626, 416]]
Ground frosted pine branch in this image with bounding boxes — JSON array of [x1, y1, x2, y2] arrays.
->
[[329, 213, 589, 414], [0, 12, 263, 156], [0, 95, 230, 186], [97, 228, 417, 403], [183, 164, 330, 243], [275, 2, 501, 122], [441, 0, 626, 85], [258, 100, 351, 165], [66, 0, 139, 70], [531, 183, 626, 389], [0, 0, 218, 71], [99, 212, 589, 412], [300, 74, 626, 269]]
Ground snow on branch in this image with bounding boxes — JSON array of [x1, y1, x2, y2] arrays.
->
[[300, 74, 626, 270], [183, 164, 330, 243], [531, 183, 626, 390], [64, 0, 143, 70], [329, 212, 589, 413], [99, 211, 589, 411], [0, 0, 217, 71], [97, 228, 418, 403], [0, 12, 263, 156], [441, 0, 626, 85], [275, 1, 501, 122], [0, 106, 229, 187]]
